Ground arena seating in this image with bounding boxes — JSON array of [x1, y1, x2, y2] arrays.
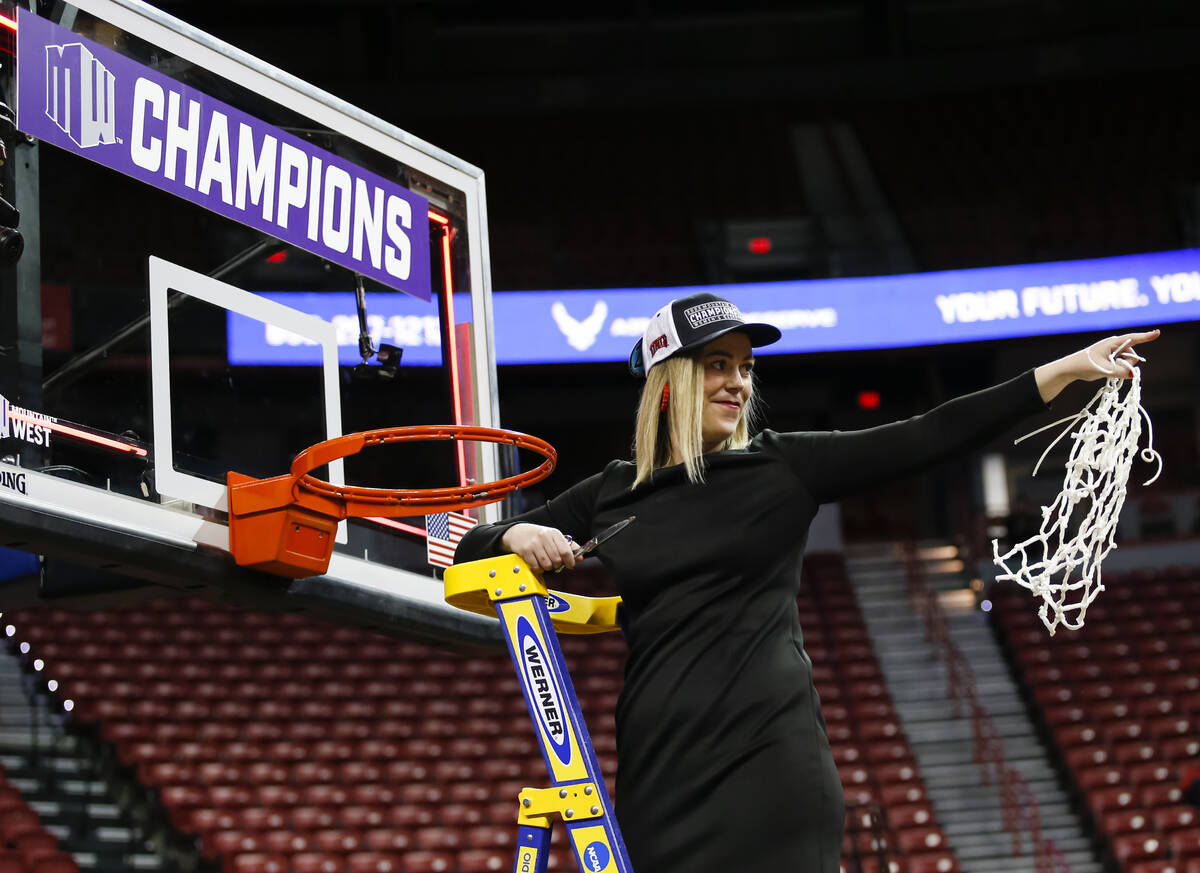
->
[[853, 82, 1186, 272], [992, 565, 1200, 873], [4, 554, 957, 873], [0, 771, 82, 873]]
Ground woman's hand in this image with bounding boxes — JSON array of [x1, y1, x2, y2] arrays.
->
[[1035, 329, 1160, 403], [500, 523, 579, 574]]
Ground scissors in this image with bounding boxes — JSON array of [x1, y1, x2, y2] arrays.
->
[[566, 516, 636, 560]]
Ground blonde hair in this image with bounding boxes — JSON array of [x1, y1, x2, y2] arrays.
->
[[632, 354, 758, 488]]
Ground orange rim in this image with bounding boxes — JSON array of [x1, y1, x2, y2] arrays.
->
[[287, 425, 557, 518]]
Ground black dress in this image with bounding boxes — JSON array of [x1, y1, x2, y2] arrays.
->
[[454, 370, 1049, 873]]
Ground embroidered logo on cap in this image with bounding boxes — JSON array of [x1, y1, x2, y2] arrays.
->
[[647, 334, 669, 356], [683, 300, 741, 329]]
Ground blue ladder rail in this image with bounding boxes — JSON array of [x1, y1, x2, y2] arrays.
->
[[445, 555, 633, 873]]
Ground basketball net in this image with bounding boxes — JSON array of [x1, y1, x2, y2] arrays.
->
[[991, 348, 1162, 635]]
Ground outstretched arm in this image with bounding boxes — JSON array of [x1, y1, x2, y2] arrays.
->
[[1034, 329, 1160, 403], [770, 329, 1161, 505]]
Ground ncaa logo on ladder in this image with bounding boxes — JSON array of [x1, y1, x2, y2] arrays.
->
[[44, 42, 116, 148]]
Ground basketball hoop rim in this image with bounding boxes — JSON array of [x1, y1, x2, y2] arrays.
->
[[288, 425, 557, 517]]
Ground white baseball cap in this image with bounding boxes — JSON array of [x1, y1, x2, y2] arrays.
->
[[629, 292, 781, 376]]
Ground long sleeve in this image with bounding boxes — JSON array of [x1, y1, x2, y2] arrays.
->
[[762, 368, 1050, 505], [453, 462, 616, 563]]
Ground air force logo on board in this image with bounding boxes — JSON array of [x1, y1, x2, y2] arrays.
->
[[515, 615, 572, 766], [45, 43, 117, 149], [551, 301, 608, 351]]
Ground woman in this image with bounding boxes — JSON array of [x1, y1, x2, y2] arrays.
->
[[454, 291, 1158, 872]]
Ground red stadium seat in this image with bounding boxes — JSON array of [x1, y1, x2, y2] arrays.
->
[[1054, 724, 1101, 747], [363, 829, 413, 853], [1161, 738, 1200, 762], [1167, 829, 1200, 861], [858, 720, 904, 742], [403, 851, 456, 872], [1066, 745, 1112, 769], [1102, 809, 1154, 836], [894, 827, 947, 854], [875, 762, 920, 784], [1153, 806, 1200, 833], [1162, 675, 1200, 695], [1114, 742, 1160, 765], [1136, 697, 1180, 719], [0, 808, 42, 843], [880, 783, 927, 806], [261, 831, 312, 854], [1104, 719, 1147, 744], [236, 808, 288, 831], [1149, 716, 1194, 740], [887, 802, 937, 829], [441, 804, 486, 827], [414, 828, 463, 851], [1090, 786, 1139, 817], [865, 742, 913, 764], [0, 787, 24, 812], [290, 854, 346, 873], [906, 852, 959, 873], [1126, 862, 1182, 873], [1043, 703, 1088, 726], [254, 786, 301, 807], [312, 830, 363, 853], [466, 826, 515, 849], [229, 854, 290, 873], [346, 854, 403, 873], [1142, 785, 1185, 809], [386, 804, 437, 828], [14, 833, 58, 867], [1090, 700, 1134, 722], [1077, 765, 1126, 791], [205, 830, 262, 859], [837, 764, 872, 787], [290, 808, 336, 830], [1112, 833, 1169, 863], [843, 785, 877, 808], [1130, 763, 1176, 785], [459, 849, 511, 872], [302, 786, 349, 807]]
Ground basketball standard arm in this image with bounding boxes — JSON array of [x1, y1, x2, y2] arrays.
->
[[1033, 329, 1160, 403]]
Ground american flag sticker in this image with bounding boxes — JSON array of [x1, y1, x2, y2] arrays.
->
[[425, 511, 477, 568]]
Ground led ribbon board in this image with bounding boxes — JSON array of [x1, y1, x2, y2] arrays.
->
[[231, 249, 1200, 366], [15, 7, 431, 299]]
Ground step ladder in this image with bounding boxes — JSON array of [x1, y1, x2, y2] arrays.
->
[[445, 554, 632, 873]]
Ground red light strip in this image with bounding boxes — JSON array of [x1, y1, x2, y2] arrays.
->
[[9, 410, 148, 457], [364, 516, 427, 537], [362, 211, 466, 540], [0, 13, 16, 32], [428, 209, 467, 487]]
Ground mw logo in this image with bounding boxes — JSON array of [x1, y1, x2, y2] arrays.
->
[[45, 42, 116, 149]]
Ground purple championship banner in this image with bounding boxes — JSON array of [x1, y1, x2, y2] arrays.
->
[[15, 7, 432, 300]]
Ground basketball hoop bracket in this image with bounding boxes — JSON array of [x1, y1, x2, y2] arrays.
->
[[227, 425, 556, 578]]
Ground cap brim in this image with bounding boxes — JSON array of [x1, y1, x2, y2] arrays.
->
[[703, 322, 782, 351], [630, 322, 781, 377]]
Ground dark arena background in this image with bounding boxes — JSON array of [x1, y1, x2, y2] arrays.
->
[[1, 2, 1200, 873]]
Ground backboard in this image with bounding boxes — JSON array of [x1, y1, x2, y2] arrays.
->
[[0, 0, 507, 645]]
